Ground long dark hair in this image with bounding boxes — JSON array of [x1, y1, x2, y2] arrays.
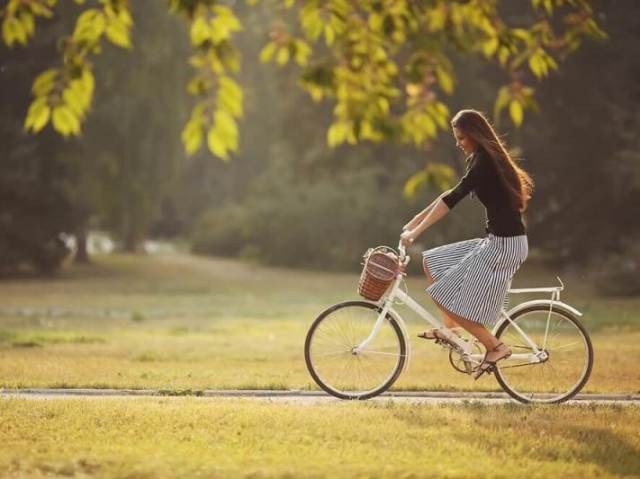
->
[[451, 109, 534, 212]]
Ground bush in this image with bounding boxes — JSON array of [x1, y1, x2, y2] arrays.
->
[[191, 204, 249, 257], [591, 241, 640, 297], [190, 167, 407, 271]]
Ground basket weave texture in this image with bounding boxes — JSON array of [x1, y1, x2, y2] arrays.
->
[[358, 246, 400, 301]]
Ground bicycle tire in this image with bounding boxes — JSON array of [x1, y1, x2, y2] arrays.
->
[[304, 300, 407, 400], [494, 304, 594, 404]]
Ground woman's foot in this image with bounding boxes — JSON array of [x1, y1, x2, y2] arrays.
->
[[417, 327, 463, 342], [473, 342, 512, 380]]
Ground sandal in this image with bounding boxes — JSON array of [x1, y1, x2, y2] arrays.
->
[[472, 342, 512, 380]]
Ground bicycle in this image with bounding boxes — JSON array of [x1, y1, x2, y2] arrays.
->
[[304, 242, 593, 404]]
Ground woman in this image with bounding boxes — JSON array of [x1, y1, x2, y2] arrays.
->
[[400, 109, 534, 379]]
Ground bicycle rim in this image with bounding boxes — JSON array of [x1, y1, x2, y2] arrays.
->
[[495, 307, 593, 404], [305, 301, 406, 400]]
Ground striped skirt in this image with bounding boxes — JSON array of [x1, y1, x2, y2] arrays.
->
[[422, 234, 528, 326]]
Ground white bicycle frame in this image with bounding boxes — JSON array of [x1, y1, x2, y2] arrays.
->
[[353, 243, 583, 372]]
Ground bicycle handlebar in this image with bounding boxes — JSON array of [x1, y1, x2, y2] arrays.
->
[[397, 241, 410, 268]]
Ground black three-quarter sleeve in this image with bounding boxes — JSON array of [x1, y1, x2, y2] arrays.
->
[[441, 155, 479, 209]]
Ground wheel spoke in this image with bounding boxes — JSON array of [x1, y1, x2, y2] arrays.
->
[[305, 302, 405, 399], [495, 308, 592, 403]]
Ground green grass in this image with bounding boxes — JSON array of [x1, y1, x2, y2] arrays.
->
[[0, 252, 638, 393], [1, 397, 639, 478]]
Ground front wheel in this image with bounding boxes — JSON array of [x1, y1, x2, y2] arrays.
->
[[494, 305, 593, 404], [304, 301, 407, 400]]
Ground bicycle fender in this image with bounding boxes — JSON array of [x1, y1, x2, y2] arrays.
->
[[506, 299, 583, 319]]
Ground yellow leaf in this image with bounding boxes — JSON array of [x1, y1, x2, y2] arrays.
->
[[493, 86, 511, 122], [24, 97, 49, 132], [276, 46, 290, 65], [105, 19, 131, 48], [182, 119, 203, 155], [191, 16, 210, 46], [31, 104, 50, 132], [324, 25, 335, 46], [259, 42, 277, 63], [52, 105, 80, 136], [19, 11, 35, 36], [435, 66, 454, 95], [403, 170, 428, 199], [32, 69, 58, 96], [509, 100, 523, 127], [63, 88, 85, 117], [214, 110, 238, 149], [207, 126, 229, 160], [482, 37, 499, 58], [73, 9, 105, 43], [294, 39, 311, 66], [29, 2, 53, 17], [528, 52, 543, 78]]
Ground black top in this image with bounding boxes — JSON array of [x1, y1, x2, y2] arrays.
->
[[441, 148, 526, 237]]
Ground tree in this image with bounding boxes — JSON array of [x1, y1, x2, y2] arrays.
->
[[3, 0, 605, 173]]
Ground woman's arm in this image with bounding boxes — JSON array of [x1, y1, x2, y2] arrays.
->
[[400, 198, 450, 245], [403, 192, 447, 230]]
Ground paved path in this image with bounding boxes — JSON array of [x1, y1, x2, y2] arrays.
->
[[1, 389, 638, 405]]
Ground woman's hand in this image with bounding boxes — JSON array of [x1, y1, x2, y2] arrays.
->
[[400, 230, 416, 247]]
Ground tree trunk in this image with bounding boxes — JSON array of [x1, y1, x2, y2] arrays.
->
[[74, 226, 90, 263]]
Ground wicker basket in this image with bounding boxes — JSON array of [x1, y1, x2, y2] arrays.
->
[[358, 246, 400, 301]]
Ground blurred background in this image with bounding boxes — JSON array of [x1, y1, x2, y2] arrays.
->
[[2, 4, 640, 476], [1, 0, 639, 292]]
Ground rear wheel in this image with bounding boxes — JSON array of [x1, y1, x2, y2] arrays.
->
[[494, 305, 593, 403], [304, 301, 407, 400]]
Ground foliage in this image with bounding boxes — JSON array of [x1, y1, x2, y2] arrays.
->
[[0, 152, 74, 275], [519, 1, 640, 266], [191, 163, 408, 269], [1, 0, 605, 161], [191, 204, 249, 257], [0, 8, 79, 275], [591, 242, 640, 297]]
